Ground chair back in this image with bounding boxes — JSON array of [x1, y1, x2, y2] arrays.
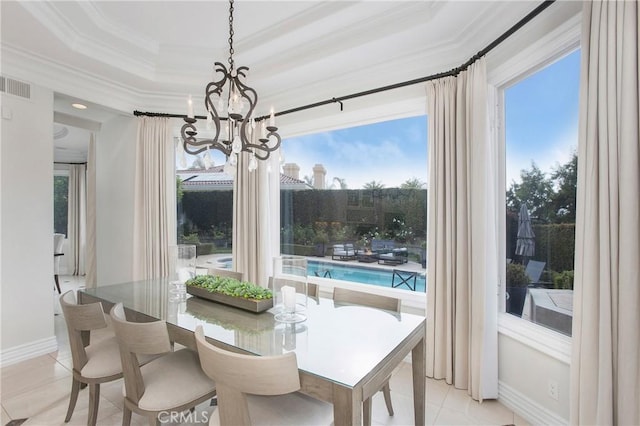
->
[[333, 287, 401, 313], [59, 290, 109, 372], [194, 325, 300, 426], [110, 303, 172, 404], [54, 233, 65, 273], [525, 260, 546, 283], [207, 267, 244, 281], [268, 276, 318, 298]]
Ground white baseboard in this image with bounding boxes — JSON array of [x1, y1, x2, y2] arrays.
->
[[499, 381, 568, 426], [0, 336, 58, 367]]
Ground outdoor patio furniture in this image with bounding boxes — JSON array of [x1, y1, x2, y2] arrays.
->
[[525, 260, 546, 285], [331, 243, 356, 261], [371, 239, 395, 255], [391, 269, 418, 291], [356, 249, 378, 263], [378, 248, 408, 265]]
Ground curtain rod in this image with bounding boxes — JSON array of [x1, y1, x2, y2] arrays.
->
[[134, 0, 555, 121]]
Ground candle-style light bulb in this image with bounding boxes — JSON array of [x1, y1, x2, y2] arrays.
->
[[187, 95, 194, 119], [269, 108, 275, 127]]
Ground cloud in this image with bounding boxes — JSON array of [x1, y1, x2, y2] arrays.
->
[[282, 123, 427, 189], [506, 123, 577, 186]]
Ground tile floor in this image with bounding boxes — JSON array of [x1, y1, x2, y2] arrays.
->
[[2, 275, 530, 426]]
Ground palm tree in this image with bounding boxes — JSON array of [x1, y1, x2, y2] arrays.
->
[[363, 180, 385, 190], [332, 177, 348, 189]]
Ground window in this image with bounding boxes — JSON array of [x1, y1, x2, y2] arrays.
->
[[176, 143, 233, 259], [280, 116, 428, 292], [54, 175, 68, 235], [504, 49, 580, 336]]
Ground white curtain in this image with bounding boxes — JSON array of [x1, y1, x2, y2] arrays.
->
[[68, 164, 86, 275], [132, 117, 176, 280], [232, 147, 278, 287], [570, 2, 640, 424], [425, 57, 499, 401], [85, 134, 97, 288]]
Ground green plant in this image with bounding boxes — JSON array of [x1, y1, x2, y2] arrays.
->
[[313, 229, 329, 244], [553, 270, 574, 290], [181, 233, 200, 244], [506, 263, 531, 287], [186, 275, 272, 300]]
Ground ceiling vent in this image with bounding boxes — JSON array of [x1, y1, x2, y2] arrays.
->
[[0, 76, 31, 99]]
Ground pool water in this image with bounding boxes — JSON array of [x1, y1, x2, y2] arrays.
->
[[217, 258, 426, 292], [308, 260, 426, 293]]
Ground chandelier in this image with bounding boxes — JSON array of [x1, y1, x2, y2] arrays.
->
[[180, 0, 281, 173]]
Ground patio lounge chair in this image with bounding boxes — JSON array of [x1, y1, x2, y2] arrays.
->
[[525, 260, 546, 285], [331, 243, 356, 261], [378, 248, 409, 265], [371, 239, 395, 255]]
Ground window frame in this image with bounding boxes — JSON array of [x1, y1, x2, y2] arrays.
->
[[489, 13, 580, 361]]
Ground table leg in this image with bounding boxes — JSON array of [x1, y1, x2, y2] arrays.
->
[[332, 383, 360, 426], [412, 336, 426, 425]]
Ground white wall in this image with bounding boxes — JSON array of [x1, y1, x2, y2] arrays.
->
[[1, 84, 57, 364], [499, 332, 570, 420], [95, 115, 137, 286]]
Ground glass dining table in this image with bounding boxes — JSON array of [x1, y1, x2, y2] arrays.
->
[[78, 278, 426, 425]]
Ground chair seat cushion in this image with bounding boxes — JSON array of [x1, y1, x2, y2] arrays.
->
[[81, 335, 122, 378], [208, 392, 333, 425], [137, 348, 215, 411]]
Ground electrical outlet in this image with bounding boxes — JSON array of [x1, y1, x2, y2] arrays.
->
[[548, 379, 559, 400]]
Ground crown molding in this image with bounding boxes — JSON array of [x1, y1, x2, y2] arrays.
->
[[2, 45, 141, 114], [76, 1, 159, 54], [19, 2, 157, 80]]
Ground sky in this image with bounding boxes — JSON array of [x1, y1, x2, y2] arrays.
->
[[281, 50, 580, 190], [505, 49, 580, 186], [181, 49, 580, 191], [281, 117, 428, 189]]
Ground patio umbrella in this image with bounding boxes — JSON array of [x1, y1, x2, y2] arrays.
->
[[515, 202, 535, 261]]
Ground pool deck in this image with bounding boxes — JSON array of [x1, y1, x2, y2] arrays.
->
[[197, 253, 426, 274]]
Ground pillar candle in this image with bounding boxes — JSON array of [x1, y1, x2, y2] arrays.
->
[[282, 286, 296, 312]]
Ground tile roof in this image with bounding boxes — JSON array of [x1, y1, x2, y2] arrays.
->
[[177, 167, 310, 190]]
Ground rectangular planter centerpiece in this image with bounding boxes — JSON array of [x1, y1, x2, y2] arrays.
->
[[186, 285, 273, 313]]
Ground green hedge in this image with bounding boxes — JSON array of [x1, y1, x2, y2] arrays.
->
[[280, 244, 316, 256], [532, 223, 575, 273]]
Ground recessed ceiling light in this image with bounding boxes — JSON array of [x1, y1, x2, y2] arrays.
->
[[72, 103, 87, 110]]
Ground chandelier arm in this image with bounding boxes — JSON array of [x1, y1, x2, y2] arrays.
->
[[180, 122, 232, 156], [243, 130, 281, 161]]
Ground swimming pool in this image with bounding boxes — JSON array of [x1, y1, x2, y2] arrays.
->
[[308, 260, 426, 292], [216, 257, 426, 292]]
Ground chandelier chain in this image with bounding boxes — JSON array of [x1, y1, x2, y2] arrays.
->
[[228, 0, 235, 71]]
